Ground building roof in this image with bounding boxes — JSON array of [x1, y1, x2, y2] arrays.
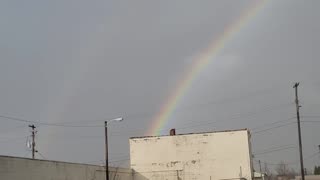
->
[[0, 155, 104, 167], [130, 128, 249, 139]]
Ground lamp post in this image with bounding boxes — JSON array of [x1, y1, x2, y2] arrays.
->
[[105, 117, 123, 180]]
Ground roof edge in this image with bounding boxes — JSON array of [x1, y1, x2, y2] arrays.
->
[[130, 128, 249, 139], [0, 155, 127, 169]]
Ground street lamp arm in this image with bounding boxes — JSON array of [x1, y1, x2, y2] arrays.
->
[[105, 117, 123, 125]]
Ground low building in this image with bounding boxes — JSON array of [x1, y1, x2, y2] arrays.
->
[[0, 156, 133, 180], [130, 129, 254, 180], [254, 172, 267, 180]]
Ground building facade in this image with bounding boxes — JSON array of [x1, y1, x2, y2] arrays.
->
[[130, 129, 254, 180]]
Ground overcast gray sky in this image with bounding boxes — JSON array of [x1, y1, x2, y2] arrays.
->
[[0, 0, 319, 173]]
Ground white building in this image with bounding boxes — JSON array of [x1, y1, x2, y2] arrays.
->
[[130, 129, 254, 180]]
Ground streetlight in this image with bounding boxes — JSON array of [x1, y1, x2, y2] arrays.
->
[[105, 117, 123, 180]]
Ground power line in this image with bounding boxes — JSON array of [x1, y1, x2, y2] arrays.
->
[[102, 88, 279, 124], [254, 144, 297, 154], [0, 102, 308, 140], [253, 146, 297, 156], [251, 117, 296, 131], [0, 125, 27, 135], [108, 103, 293, 136], [0, 135, 29, 142], [252, 122, 296, 135], [0, 100, 292, 128], [36, 151, 47, 160], [1, 89, 275, 126], [255, 152, 319, 166], [301, 115, 320, 118], [301, 120, 320, 123], [0, 115, 103, 128], [26, 116, 302, 140]]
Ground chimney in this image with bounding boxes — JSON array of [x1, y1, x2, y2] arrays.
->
[[170, 129, 176, 136]]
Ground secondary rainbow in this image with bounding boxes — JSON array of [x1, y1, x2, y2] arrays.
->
[[147, 1, 268, 136]]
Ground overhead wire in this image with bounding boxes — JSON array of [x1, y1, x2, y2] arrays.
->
[[250, 117, 296, 131], [0, 135, 30, 142], [253, 144, 297, 155], [36, 151, 47, 160], [0, 115, 102, 128], [255, 152, 320, 166], [0, 101, 293, 138], [251, 122, 296, 135], [253, 146, 297, 156], [0, 125, 28, 135], [301, 120, 320, 123], [108, 102, 293, 136], [0, 88, 291, 128]]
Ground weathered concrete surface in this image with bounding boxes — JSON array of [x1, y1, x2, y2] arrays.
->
[[130, 129, 254, 180], [296, 175, 320, 180], [0, 156, 133, 180]]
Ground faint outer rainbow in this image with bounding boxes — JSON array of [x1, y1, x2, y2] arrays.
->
[[147, 1, 267, 136]]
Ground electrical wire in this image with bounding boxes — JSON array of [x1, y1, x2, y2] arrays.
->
[[301, 115, 320, 118], [254, 152, 320, 166], [0, 115, 103, 128], [0, 100, 292, 128], [0, 125, 27, 135], [250, 117, 296, 131], [36, 151, 47, 160], [253, 144, 297, 154], [0, 135, 30, 142], [301, 120, 320, 123], [253, 146, 297, 156], [251, 122, 296, 135], [108, 103, 294, 136]]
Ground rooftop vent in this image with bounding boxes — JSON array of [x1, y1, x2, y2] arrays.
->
[[170, 129, 176, 136]]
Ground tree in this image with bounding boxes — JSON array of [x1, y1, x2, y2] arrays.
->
[[276, 162, 289, 176], [275, 161, 296, 179], [264, 162, 275, 180], [314, 166, 320, 175]]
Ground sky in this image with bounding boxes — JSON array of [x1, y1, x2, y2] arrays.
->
[[0, 0, 320, 173]]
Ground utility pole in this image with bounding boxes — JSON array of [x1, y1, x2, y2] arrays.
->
[[103, 118, 123, 180], [259, 160, 263, 179], [294, 82, 305, 180], [318, 145, 320, 165], [105, 121, 109, 180], [264, 162, 269, 180], [28, 124, 37, 159]]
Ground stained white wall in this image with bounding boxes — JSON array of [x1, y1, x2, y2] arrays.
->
[[130, 129, 253, 180], [0, 156, 133, 180]]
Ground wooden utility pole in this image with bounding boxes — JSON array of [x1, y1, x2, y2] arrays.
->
[[29, 124, 36, 159], [105, 121, 109, 180], [294, 82, 305, 180], [259, 160, 263, 179]]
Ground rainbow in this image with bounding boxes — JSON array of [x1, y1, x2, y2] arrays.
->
[[148, 0, 268, 136]]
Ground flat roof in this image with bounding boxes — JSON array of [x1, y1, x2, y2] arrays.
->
[[0, 155, 104, 167], [130, 128, 249, 139]]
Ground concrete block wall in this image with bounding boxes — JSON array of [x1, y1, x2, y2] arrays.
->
[[0, 156, 133, 180]]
